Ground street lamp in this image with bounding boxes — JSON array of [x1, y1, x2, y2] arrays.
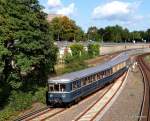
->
[[101, 32, 108, 45], [57, 26, 63, 41]]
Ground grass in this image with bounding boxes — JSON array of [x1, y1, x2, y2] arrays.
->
[[0, 87, 47, 121]]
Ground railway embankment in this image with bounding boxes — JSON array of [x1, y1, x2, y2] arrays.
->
[[101, 60, 144, 121]]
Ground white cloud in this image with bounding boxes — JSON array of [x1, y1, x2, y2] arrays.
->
[[48, 0, 62, 8], [92, 1, 142, 22], [56, 3, 75, 16]]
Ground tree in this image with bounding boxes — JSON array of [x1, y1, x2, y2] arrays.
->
[[0, 0, 58, 91], [146, 29, 150, 42], [130, 31, 142, 42], [103, 25, 128, 42], [87, 26, 101, 42], [121, 28, 129, 42], [88, 43, 100, 57], [70, 43, 84, 57], [49, 16, 85, 41]]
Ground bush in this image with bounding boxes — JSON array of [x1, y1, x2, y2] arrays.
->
[[70, 43, 85, 57], [9, 91, 33, 111], [33, 87, 47, 104], [0, 87, 48, 121], [0, 107, 14, 121], [64, 53, 75, 64], [88, 43, 100, 57], [63, 60, 87, 73]]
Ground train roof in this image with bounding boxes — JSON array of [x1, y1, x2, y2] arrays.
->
[[48, 52, 129, 83]]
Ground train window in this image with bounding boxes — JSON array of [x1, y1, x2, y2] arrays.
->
[[98, 72, 101, 79], [102, 71, 105, 78], [110, 69, 112, 74], [95, 74, 98, 81], [87, 77, 90, 84], [60, 84, 66, 92], [54, 84, 59, 91], [99, 73, 102, 79], [83, 79, 86, 85], [81, 78, 84, 86], [72, 81, 78, 90], [49, 84, 54, 91], [81, 78, 86, 86], [91, 76, 93, 82], [93, 75, 96, 81]]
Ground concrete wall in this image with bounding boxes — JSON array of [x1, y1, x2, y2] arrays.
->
[[100, 44, 150, 55]]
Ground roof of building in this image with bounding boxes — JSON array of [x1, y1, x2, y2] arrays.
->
[[47, 13, 63, 22]]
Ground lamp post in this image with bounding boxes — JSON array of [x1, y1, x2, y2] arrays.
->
[[57, 26, 63, 41], [101, 32, 108, 45]]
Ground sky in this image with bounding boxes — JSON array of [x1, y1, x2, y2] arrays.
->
[[39, 0, 150, 32]]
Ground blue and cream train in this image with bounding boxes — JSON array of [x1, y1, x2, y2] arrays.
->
[[47, 52, 130, 106]]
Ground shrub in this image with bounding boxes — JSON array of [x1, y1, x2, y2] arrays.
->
[[9, 91, 32, 111], [64, 53, 75, 64], [0, 107, 14, 121], [33, 87, 47, 104], [88, 43, 100, 57], [63, 60, 87, 73], [70, 43, 85, 57]]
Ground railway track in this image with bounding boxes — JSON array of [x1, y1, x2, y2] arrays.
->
[[73, 72, 127, 121], [137, 54, 150, 121], [14, 106, 51, 121], [14, 73, 127, 121], [15, 84, 114, 121], [15, 107, 66, 121]]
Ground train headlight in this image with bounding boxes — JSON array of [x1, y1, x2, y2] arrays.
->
[[62, 94, 66, 98], [50, 94, 53, 97]]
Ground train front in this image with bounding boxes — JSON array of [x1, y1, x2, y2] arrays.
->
[[47, 79, 71, 106]]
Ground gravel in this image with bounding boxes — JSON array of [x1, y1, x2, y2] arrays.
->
[[101, 65, 144, 121]]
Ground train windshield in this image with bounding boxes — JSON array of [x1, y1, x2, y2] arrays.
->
[[49, 83, 66, 92]]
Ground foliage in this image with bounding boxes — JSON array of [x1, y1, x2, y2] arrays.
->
[[87, 26, 101, 42], [88, 43, 100, 57], [0, 106, 15, 121], [8, 91, 33, 111], [70, 43, 85, 57], [0, 0, 58, 88], [0, 0, 58, 119], [130, 31, 142, 41], [0, 86, 47, 121], [63, 60, 87, 73], [49, 16, 85, 41], [103, 25, 122, 42], [33, 87, 47, 104], [63, 43, 100, 74], [87, 25, 150, 43], [0, 0, 58, 110]]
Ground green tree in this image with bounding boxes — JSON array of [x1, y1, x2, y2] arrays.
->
[[121, 28, 129, 42], [49, 16, 84, 41], [130, 31, 142, 42], [88, 43, 100, 57], [70, 43, 84, 57], [0, 0, 58, 91], [87, 26, 101, 42], [146, 29, 150, 42], [104, 25, 123, 42]]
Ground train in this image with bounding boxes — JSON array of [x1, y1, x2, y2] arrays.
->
[[47, 52, 130, 107]]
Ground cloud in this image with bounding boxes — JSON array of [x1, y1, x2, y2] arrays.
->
[[47, 0, 62, 8], [92, 1, 142, 22], [56, 3, 75, 16]]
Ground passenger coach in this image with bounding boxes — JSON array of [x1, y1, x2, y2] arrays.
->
[[47, 53, 130, 106]]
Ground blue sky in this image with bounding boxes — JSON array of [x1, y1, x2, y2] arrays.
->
[[39, 0, 150, 32]]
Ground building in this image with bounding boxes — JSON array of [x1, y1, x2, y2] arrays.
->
[[47, 13, 63, 22]]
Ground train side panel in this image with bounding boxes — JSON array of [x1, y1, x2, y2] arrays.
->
[[47, 66, 128, 105]]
